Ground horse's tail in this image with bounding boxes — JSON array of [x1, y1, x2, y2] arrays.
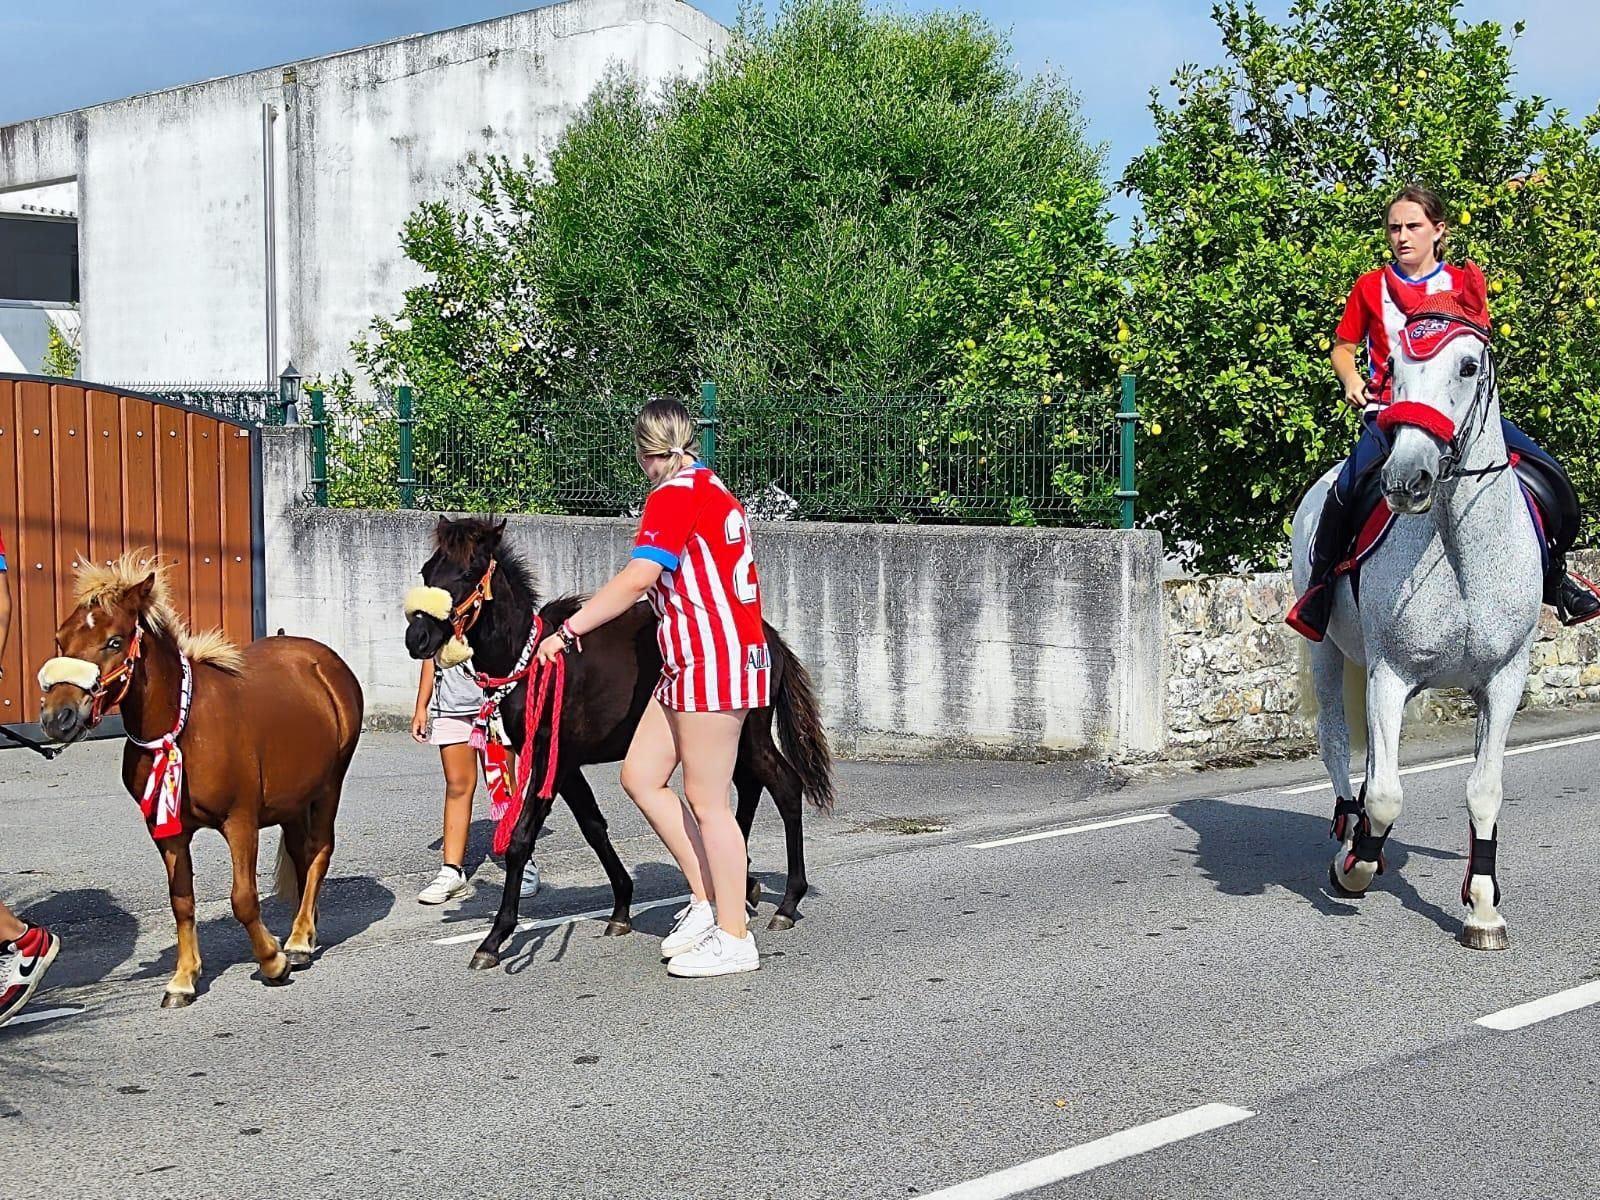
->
[[272, 835, 300, 904], [768, 629, 835, 813]]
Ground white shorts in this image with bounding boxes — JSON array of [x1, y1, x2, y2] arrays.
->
[[428, 715, 475, 747]]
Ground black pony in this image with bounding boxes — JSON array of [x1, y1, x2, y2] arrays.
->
[[404, 516, 835, 970]]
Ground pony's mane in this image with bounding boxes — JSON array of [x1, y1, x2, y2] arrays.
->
[[433, 517, 541, 608], [73, 551, 244, 674]]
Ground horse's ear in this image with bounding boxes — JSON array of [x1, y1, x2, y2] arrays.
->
[[126, 571, 157, 613], [489, 518, 507, 549]]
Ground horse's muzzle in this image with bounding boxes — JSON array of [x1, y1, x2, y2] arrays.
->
[[1384, 469, 1436, 515], [405, 613, 446, 661], [39, 690, 90, 744]]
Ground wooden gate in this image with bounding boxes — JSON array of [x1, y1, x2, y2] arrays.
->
[[0, 375, 263, 738]]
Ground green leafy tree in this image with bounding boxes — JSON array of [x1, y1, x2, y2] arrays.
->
[[1119, 0, 1600, 570], [920, 173, 1126, 523], [42, 319, 79, 378]]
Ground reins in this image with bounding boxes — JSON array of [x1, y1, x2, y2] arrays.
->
[[470, 612, 569, 855]]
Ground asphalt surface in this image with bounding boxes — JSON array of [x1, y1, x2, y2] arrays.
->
[[2, 708, 1599, 1199]]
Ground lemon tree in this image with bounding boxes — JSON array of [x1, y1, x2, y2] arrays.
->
[[1118, 0, 1600, 570]]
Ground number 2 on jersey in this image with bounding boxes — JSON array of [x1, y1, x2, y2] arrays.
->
[[723, 510, 759, 604]]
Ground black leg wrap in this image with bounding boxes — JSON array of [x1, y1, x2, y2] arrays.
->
[[1462, 823, 1502, 907], [1347, 813, 1390, 875], [1331, 795, 1363, 841]]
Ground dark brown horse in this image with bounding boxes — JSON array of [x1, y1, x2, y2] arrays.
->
[[39, 552, 363, 1006], [404, 516, 834, 971]]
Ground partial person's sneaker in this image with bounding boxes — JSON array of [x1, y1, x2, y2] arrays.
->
[[0, 924, 61, 1028], [519, 862, 542, 901], [660, 899, 716, 958], [667, 927, 760, 978], [417, 864, 469, 905]]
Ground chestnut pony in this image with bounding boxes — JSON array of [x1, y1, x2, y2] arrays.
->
[[39, 553, 363, 1006]]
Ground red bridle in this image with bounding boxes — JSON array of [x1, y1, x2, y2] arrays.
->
[[449, 560, 498, 641]]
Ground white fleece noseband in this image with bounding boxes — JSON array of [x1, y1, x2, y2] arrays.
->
[[39, 657, 100, 692], [403, 586, 454, 622]]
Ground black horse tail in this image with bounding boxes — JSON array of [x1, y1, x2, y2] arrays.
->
[[768, 628, 835, 813]]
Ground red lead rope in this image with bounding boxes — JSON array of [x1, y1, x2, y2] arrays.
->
[[476, 615, 568, 856]]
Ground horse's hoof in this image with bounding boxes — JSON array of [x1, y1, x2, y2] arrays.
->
[[767, 913, 796, 932], [604, 919, 632, 937], [746, 879, 763, 907], [160, 990, 196, 1009], [468, 950, 499, 971], [1328, 859, 1373, 898], [263, 959, 293, 986], [1460, 922, 1510, 951], [285, 948, 315, 970]]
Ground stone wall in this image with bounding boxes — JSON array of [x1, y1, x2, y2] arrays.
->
[[1164, 551, 1600, 753]]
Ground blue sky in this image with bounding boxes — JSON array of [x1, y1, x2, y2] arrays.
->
[[1, 0, 1594, 212]]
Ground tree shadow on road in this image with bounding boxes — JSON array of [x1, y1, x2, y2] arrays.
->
[[1172, 795, 1462, 936]]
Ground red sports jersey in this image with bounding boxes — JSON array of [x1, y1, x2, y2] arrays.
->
[[1336, 262, 1488, 406], [632, 464, 770, 713]]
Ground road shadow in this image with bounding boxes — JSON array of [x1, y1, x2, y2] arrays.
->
[[6, 887, 139, 990], [1172, 795, 1461, 935], [127, 874, 396, 996]]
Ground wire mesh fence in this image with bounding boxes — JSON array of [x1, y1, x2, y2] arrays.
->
[[105, 382, 286, 426], [309, 382, 1135, 528]]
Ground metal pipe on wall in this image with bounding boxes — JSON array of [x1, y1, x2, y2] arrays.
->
[[261, 102, 278, 385]]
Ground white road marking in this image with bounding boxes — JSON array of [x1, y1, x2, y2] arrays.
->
[[918, 1103, 1256, 1199], [2, 1006, 84, 1029], [431, 893, 695, 947], [971, 812, 1170, 850], [1476, 980, 1600, 1031], [1282, 730, 1600, 795]]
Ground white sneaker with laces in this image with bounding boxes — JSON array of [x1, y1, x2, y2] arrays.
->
[[667, 927, 760, 977], [660, 899, 716, 957], [417, 864, 469, 905], [519, 862, 542, 900]]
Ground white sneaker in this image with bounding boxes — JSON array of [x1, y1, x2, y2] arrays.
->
[[667, 927, 760, 977], [660, 899, 716, 957], [417, 864, 469, 905], [519, 862, 542, 900]]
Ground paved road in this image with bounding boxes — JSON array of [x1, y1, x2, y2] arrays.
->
[[2, 708, 1599, 1199]]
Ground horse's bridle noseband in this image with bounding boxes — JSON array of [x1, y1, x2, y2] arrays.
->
[[1387, 309, 1506, 484], [44, 625, 144, 729]]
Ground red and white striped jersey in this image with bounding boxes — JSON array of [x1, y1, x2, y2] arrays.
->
[[632, 463, 770, 712]]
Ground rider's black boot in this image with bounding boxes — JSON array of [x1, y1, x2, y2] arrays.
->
[[1287, 483, 1351, 642], [1546, 558, 1600, 626]]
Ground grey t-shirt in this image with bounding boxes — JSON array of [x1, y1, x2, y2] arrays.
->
[[431, 660, 484, 718]]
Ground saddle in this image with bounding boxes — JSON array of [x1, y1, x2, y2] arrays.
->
[[1332, 452, 1573, 600]]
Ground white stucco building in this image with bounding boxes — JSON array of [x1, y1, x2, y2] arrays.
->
[[0, 0, 726, 385]]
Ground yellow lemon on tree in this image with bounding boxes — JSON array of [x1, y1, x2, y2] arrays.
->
[[1458, 209, 1471, 225], [1296, 83, 1307, 95], [1389, 83, 1399, 95], [1334, 181, 1347, 194], [1586, 297, 1597, 310], [1117, 328, 1130, 343], [1417, 68, 1429, 80], [1254, 321, 1266, 334], [1318, 337, 1331, 351], [1397, 97, 1409, 109], [1539, 404, 1553, 419], [1150, 421, 1163, 436], [1491, 279, 1504, 294], [1500, 322, 1513, 337]]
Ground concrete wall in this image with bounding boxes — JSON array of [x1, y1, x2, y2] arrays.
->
[[260, 428, 1167, 759], [0, 0, 727, 386]]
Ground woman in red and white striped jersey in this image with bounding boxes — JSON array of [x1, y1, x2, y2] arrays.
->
[[536, 398, 769, 977]]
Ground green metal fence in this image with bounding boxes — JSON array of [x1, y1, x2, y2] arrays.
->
[[306, 378, 1139, 528]]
